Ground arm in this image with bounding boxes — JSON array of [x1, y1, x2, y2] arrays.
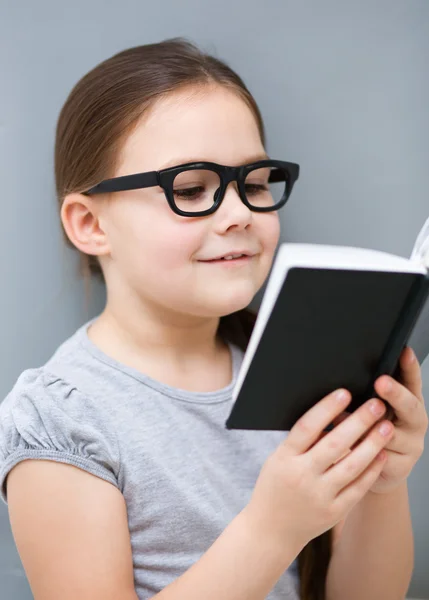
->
[[154, 504, 302, 600], [7, 460, 139, 600], [326, 481, 414, 600], [7, 461, 302, 600]]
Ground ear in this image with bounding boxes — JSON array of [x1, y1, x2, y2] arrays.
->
[[60, 193, 110, 258]]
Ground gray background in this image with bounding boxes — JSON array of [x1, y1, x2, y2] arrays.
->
[[0, 0, 428, 598]]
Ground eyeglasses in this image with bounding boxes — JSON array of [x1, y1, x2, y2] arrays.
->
[[82, 159, 300, 217]]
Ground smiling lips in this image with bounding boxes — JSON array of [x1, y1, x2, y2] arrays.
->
[[200, 250, 256, 262]]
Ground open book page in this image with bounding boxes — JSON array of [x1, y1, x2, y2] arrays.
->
[[410, 214, 429, 268], [406, 215, 429, 364]]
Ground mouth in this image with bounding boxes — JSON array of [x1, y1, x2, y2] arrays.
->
[[199, 252, 256, 265]]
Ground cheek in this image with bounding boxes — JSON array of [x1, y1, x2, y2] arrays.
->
[[113, 205, 204, 275], [145, 224, 201, 270], [258, 213, 281, 255], [254, 213, 281, 283]]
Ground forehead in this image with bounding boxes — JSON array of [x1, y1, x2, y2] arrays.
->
[[116, 85, 265, 175]]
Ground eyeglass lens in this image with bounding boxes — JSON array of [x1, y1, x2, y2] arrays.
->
[[172, 165, 287, 213]]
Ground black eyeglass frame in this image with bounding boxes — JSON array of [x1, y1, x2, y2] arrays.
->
[[82, 159, 300, 217]]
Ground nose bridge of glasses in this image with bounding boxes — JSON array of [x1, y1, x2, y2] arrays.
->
[[219, 165, 242, 196], [215, 166, 251, 211], [222, 165, 241, 184]]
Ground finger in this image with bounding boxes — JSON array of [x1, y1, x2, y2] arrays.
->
[[323, 418, 394, 490], [375, 424, 423, 456], [374, 373, 424, 428], [286, 388, 352, 455], [375, 346, 423, 404], [317, 411, 351, 439], [308, 418, 350, 451], [307, 398, 389, 472], [333, 448, 387, 509], [349, 411, 391, 449], [399, 346, 424, 401], [331, 411, 351, 427], [313, 412, 351, 451]]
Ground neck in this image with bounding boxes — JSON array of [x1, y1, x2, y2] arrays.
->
[[86, 296, 235, 392], [87, 290, 226, 367]]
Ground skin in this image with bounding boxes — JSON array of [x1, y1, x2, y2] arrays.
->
[[6, 82, 426, 600], [61, 80, 428, 518], [61, 84, 280, 391]]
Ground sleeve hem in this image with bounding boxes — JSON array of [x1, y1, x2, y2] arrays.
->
[[0, 449, 119, 505]]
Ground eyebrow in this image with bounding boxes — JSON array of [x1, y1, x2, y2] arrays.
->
[[158, 153, 270, 170]]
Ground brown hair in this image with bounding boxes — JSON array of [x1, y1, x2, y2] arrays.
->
[[54, 36, 332, 600]]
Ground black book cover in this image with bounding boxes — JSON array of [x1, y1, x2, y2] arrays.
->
[[225, 267, 429, 432]]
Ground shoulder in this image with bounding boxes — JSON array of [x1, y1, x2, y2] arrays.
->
[[0, 366, 121, 505], [0, 365, 116, 430]]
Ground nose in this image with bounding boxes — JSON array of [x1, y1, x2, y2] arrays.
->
[[213, 180, 253, 230]]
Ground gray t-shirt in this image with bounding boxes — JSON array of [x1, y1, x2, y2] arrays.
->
[[0, 318, 299, 599]]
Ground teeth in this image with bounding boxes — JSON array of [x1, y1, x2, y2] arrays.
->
[[223, 254, 244, 260]]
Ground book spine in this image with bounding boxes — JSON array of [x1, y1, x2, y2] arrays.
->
[[366, 272, 429, 399]]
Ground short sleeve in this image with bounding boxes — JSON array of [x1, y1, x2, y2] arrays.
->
[[0, 368, 121, 505]]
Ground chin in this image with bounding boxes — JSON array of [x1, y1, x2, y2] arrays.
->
[[210, 285, 258, 317]]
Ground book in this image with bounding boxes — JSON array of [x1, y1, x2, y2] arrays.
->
[[225, 216, 429, 432]]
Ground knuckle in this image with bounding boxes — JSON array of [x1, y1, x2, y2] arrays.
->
[[369, 433, 385, 452], [322, 504, 337, 523], [303, 452, 319, 476], [357, 472, 375, 496], [411, 396, 420, 411], [346, 486, 364, 507], [283, 456, 308, 487], [343, 458, 358, 475], [287, 463, 304, 487], [314, 485, 333, 513], [361, 404, 379, 426], [325, 435, 341, 452], [295, 417, 313, 437]]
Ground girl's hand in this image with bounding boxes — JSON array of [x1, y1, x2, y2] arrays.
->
[[332, 346, 428, 495], [244, 346, 428, 552], [368, 346, 428, 494], [244, 386, 397, 551]]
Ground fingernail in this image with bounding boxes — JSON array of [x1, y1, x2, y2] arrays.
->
[[409, 347, 416, 363], [379, 422, 393, 436], [369, 399, 385, 416], [336, 389, 349, 403], [383, 377, 392, 392]]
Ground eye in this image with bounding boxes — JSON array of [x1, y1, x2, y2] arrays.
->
[[244, 183, 269, 196], [173, 186, 205, 200]]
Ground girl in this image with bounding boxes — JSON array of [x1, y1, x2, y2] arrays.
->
[[0, 38, 427, 600]]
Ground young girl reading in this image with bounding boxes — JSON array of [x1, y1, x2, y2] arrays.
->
[[0, 38, 427, 600]]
